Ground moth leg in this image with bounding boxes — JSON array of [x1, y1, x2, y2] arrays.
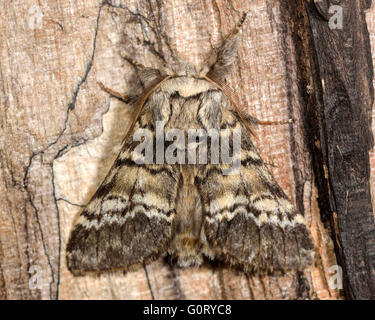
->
[[120, 53, 147, 70], [98, 81, 130, 102], [120, 52, 171, 86], [121, 51, 171, 79], [98, 55, 160, 102], [256, 118, 293, 126], [97, 81, 133, 103], [245, 113, 294, 126]]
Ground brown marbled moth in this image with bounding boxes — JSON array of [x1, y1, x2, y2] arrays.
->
[[66, 13, 314, 276]]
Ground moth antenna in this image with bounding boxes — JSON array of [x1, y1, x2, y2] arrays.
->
[[201, 11, 248, 78], [223, 11, 248, 42]]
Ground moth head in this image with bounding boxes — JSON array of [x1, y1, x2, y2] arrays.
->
[[164, 62, 199, 77], [147, 31, 239, 82], [138, 13, 246, 84]]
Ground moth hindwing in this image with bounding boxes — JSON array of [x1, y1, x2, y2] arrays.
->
[[66, 13, 314, 276]]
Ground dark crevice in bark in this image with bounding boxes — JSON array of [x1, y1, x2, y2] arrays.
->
[[307, 0, 375, 300], [279, 0, 315, 300], [282, 0, 375, 299], [143, 265, 155, 300]]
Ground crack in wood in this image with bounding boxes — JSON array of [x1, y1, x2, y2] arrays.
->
[[20, 1, 106, 299]]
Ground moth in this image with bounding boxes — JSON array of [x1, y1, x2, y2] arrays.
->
[[66, 13, 314, 276]]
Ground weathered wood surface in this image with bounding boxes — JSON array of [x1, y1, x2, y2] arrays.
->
[[1, 0, 372, 300], [305, 0, 375, 299]]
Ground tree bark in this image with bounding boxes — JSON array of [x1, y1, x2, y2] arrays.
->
[[304, 0, 375, 299], [1, 0, 372, 300]]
